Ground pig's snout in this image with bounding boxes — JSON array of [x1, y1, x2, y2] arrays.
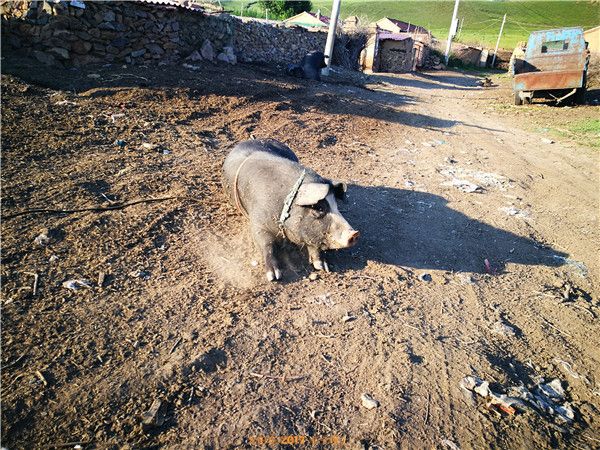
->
[[328, 228, 359, 249], [323, 193, 359, 249], [340, 229, 360, 248], [345, 229, 360, 247]]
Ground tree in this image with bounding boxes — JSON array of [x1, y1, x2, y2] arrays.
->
[[256, 1, 312, 20]]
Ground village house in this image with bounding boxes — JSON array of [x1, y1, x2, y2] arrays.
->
[[361, 17, 431, 73], [583, 25, 600, 53]]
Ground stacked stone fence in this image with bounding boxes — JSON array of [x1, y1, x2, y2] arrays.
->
[[0, 0, 364, 69]]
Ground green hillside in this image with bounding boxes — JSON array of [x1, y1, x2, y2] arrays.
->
[[224, 1, 599, 50], [314, 0, 599, 49]]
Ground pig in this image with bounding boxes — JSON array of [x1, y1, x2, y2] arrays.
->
[[222, 139, 359, 281], [286, 51, 328, 81]]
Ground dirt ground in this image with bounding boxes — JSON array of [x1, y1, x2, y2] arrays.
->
[[1, 54, 599, 449]]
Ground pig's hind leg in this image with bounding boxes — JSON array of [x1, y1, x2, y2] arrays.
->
[[308, 246, 330, 272], [252, 226, 282, 281]]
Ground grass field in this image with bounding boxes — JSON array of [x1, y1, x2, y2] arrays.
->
[[223, 1, 599, 50], [566, 119, 600, 147]]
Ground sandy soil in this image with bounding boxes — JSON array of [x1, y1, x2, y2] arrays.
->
[[1, 55, 599, 449]]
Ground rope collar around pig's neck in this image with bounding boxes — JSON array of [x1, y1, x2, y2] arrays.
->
[[278, 169, 306, 239], [233, 155, 306, 239], [232, 154, 254, 219]]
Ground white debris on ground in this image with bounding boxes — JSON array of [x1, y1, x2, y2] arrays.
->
[[361, 393, 380, 409], [491, 321, 516, 337], [34, 232, 50, 246], [552, 255, 589, 278], [460, 375, 576, 424], [553, 358, 590, 385], [500, 206, 530, 218], [443, 178, 484, 193], [182, 63, 201, 71], [460, 376, 526, 414], [62, 279, 93, 290], [530, 379, 575, 423], [441, 439, 461, 450], [439, 166, 513, 193], [309, 293, 335, 307]]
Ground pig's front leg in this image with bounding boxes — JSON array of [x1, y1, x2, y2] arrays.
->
[[251, 226, 282, 281], [308, 245, 330, 272]]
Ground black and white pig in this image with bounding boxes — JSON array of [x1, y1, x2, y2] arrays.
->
[[222, 139, 359, 281], [286, 51, 328, 81]]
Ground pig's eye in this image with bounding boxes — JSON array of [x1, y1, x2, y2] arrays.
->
[[308, 199, 329, 218]]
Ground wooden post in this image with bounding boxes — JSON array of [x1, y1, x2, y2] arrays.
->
[[322, 0, 342, 76], [492, 14, 507, 68], [444, 0, 460, 65]]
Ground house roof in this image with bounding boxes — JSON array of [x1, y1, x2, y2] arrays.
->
[[305, 11, 330, 25], [379, 17, 428, 34], [284, 10, 330, 27], [378, 31, 413, 42]]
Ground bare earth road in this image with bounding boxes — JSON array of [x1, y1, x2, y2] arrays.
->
[[1, 58, 599, 449]]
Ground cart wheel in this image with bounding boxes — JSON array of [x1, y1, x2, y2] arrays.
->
[[514, 91, 523, 105]]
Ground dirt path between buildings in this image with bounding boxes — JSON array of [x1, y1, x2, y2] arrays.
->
[[2, 56, 599, 449]]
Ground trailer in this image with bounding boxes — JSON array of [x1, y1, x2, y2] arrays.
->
[[512, 27, 590, 105]]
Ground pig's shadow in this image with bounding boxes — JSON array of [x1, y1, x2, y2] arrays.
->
[[324, 185, 567, 274]]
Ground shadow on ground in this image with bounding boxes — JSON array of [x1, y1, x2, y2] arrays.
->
[[372, 71, 485, 91], [585, 88, 600, 103], [2, 53, 498, 132], [531, 87, 600, 106], [326, 184, 566, 274]]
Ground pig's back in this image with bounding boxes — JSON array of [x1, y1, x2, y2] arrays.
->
[[229, 139, 299, 163], [222, 140, 306, 218]]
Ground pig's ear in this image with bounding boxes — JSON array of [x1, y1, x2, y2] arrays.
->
[[332, 182, 347, 200], [295, 183, 330, 206]]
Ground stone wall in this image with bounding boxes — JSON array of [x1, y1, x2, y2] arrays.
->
[[234, 18, 326, 64], [0, 0, 335, 68]]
